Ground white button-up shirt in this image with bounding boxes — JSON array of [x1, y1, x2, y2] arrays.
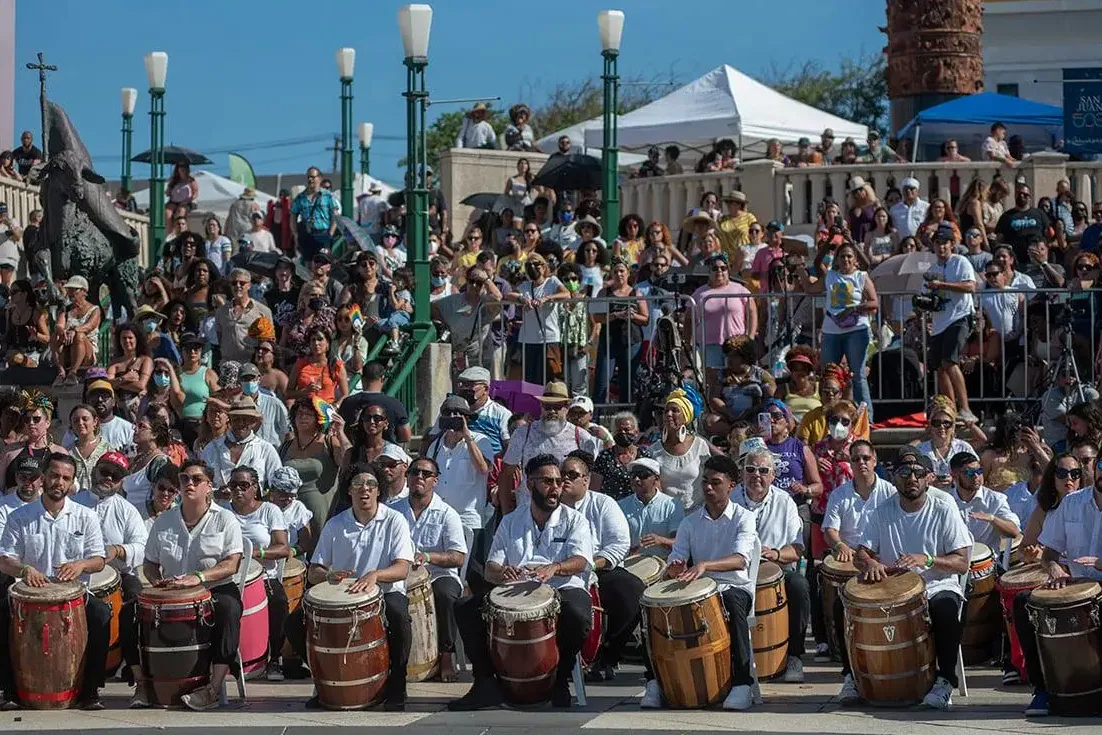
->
[[314, 504, 415, 595], [392, 493, 468, 583], [73, 491, 149, 575], [1039, 488, 1102, 581], [618, 490, 684, 558], [889, 197, 930, 239], [669, 500, 757, 595], [947, 484, 1020, 551], [733, 485, 804, 569], [0, 497, 106, 584], [199, 433, 282, 490], [233, 502, 288, 579], [823, 477, 897, 549], [488, 504, 594, 591], [1004, 482, 1036, 532], [424, 431, 494, 529], [146, 503, 244, 589], [573, 491, 631, 569], [0, 494, 34, 541], [255, 392, 289, 447]]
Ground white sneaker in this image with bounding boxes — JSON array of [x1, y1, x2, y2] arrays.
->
[[957, 409, 979, 425], [640, 679, 663, 709], [814, 642, 831, 662], [837, 674, 860, 705], [723, 684, 752, 711], [783, 656, 805, 683], [921, 676, 954, 710]]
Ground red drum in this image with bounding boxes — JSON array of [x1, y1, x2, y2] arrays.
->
[[997, 564, 1049, 685], [484, 580, 560, 704], [8, 581, 88, 709], [239, 560, 269, 679], [581, 581, 604, 670], [138, 584, 214, 706]]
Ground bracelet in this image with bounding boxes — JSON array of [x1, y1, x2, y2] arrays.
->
[[259, 548, 266, 560], [924, 553, 934, 569], [196, 570, 206, 584], [832, 541, 843, 553], [290, 547, 297, 558]]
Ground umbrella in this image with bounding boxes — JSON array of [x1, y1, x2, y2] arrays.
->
[[532, 153, 602, 191], [229, 250, 312, 282], [461, 192, 509, 211], [870, 252, 938, 295], [131, 146, 213, 165], [333, 216, 375, 255], [489, 380, 546, 416]]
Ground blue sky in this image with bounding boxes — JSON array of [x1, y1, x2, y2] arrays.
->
[[14, 0, 886, 188]]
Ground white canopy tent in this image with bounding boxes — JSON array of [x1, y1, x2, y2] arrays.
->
[[134, 170, 276, 222], [578, 64, 868, 153]]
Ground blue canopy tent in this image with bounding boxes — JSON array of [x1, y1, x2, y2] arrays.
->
[[897, 93, 1062, 161]]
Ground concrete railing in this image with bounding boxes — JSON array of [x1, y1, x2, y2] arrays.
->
[[0, 174, 151, 268], [1067, 161, 1102, 206], [438, 148, 550, 235]]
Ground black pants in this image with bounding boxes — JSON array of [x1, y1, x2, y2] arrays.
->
[[119, 572, 143, 668], [456, 585, 591, 688], [210, 585, 244, 668], [783, 568, 811, 658], [465, 528, 492, 598], [0, 592, 111, 701], [836, 590, 963, 687], [721, 587, 755, 687], [287, 590, 412, 702], [432, 577, 462, 654], [265, 578, 289, 664], [596, 567, 645, 668], [1012, 589, 1048, 691]]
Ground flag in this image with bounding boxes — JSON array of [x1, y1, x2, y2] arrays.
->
[[348, 304, 365, 333], [228, 152, 256, 188], [313, 397, 339, 432]]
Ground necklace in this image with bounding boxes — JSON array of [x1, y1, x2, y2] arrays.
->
[[296, 433, 320, 451]]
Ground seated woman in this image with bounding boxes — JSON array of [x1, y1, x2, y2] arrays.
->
[[52, 276, 102, 386], [704, 335, 775, 436], [2, 279, 49, 368], [107, 323, 154, 423]]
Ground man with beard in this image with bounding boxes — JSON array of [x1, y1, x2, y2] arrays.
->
[[499, 381, 601, 513], [73, 452, 149, 693], [392, 457, 467, 682], [62, 380, 134, 453], [449, 454, 594, 711], [648, 455, 758, 711], [0, 455, 44, 540], [848, 448, 971, 710], [199, 395, 281, 491], [0, 453, 110, 710], [995, 184, 1051, 266]]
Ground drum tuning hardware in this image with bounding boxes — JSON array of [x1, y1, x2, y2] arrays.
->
[[1044, 615, 1056, 635], [1090, 607, 1100, 628]]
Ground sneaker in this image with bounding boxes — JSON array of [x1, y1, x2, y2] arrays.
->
[[1024, 691, 1050, 717], [181, 684, 220, 712], [957, 408, 979, 425], [129, 683, 152, 709], [80, 694, 105, 711], [814, 642, 831, 662], [722, 684, 752, 711], [921, 676, 953, 710], [640, 679, 663, 709], [1002, 666, 1021, 686], [447, 678, 504, 712], [782, 656, 805, 683], [266, 663, 285, 682], [837, 674, 860, 705], [382, 340, 401, 356]]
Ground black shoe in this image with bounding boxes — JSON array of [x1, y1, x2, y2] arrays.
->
[[383, 698, 406, 712], [0, 694, 20, 711], [447, 680, 503, 712], [305, 695, 323, 710], [80, 694, 105, 711], [551, 682, 572, 708], [283, 662, 312, 680]]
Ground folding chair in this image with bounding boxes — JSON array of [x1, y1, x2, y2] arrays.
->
[[219, 538, 252, 706], [571, 655, 587, 707], [954, 570, 969, 698], [453, 526, 475, 674], [745, 537, 763, 705]]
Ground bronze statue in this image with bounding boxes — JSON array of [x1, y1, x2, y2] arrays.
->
[[28, 102, 141, 320]]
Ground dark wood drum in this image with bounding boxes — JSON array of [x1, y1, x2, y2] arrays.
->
[[137, 584, 214, 706], [820, 554, 859, 660], [9, 581, 88, 710], [842, 571, 935, 706], [1026, 579, 1102, 716], [304, 580, 389, 710], [483, 580, 560, 705]]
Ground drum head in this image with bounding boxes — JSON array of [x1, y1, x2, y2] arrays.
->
[[89, 566, 120, 592], [971, 542, 993, 564], [407, 565, 430, 590], [10, 580, 84, 603], [304, 578, 381, 608], [999, 563, 1050, 590], [1030, 580, 1102, 607], [245, 559, 263, 583], [283, 557, 306, 579], [641, 577, 717, 607], [757, 561, 783, 585], [138, 584, 212, 605], [843, 570, 925, 604], [822, 555, 859, 577], [624, 555, 665, 582], [488, 580, 555, 612]]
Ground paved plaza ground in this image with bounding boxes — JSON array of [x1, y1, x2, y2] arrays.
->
[[2, 660, 1100, 734]]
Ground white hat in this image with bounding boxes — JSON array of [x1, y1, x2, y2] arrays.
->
[[569, 396, 595, 413], [378, 443, 412, 464], [63, 275, 89, 291], [627, 457, 661, 476], [900, 177, 920, 191], [849, 176, 868, 193], [457, 366, 491, 384]]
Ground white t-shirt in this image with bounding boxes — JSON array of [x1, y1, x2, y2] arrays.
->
[[63, 416, 135, 454], [1038, 488, 1102, 581], [572, 491, 631, 569], [145, 503, 244, 589], [669, 500, 757, 595], [732, 485, 803, 569], [916, 439, 978, 483], [617, 490, 684, 557], [927, 254, 976, 336], [979, 287, 1021, 337], [823, 477, 896, 548], [424, 431, 494, 529], [859, 491, 973, 599], [488, 504, 594, 591], [392, 493, 468, 583], [821, 270, 871, 336], [313, 504, 415, 595], [517, 277, 565, 344], [233, 502, 289, 579], [647, 436, 712, 511]]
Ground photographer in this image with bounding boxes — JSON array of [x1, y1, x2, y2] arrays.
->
[[922, 223, 980, 424]]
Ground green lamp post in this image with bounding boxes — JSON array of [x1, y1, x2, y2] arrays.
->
[[144, 52, 167, 268], [359, 122, 373, 177], [398, 4, 433, 325], [336, 48, 356, 221], [598, 10, 624, 231], [120, 87, 137, 193]]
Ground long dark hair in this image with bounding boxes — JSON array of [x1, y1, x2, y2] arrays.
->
[[1036, 452, 1081, 512], [168, 161, 193, 189], [1068, 401, 1102, 446], [116, 322, 150, 358]]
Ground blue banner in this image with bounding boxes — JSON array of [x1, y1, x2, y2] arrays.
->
[[1064, 68, 1102, 156]]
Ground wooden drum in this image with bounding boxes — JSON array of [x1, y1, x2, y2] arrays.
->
[[9, 581, 88, 710], [406, 565, 439, 682], [137, 584, 214, 706], [962, 542, 1000, 666], [1026, 580, 1102, 716], [752, 561, 789, 680], [240, 560, 269, 679], [623, 555, 667, 587], [89, 566, 123, 676], [305, 580, 389, 710], [641, 577, 731, 709], [997, 563, 1049, 685], [842, 571, 935, 706], [281, 557, 307, 660], [483, 580, 560, 705], [819, 555, 859, 660]]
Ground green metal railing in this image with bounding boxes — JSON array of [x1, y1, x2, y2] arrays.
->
[[382, 321, 436, 430], [96, 295, 113, 367]]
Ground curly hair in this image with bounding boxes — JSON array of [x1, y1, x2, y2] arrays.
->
[[646, 221, 672, 248], [820, 363, 850, 392], [722, 335, 758, 365], [785, 345, 818, 371], [115, 322, 150, 358]]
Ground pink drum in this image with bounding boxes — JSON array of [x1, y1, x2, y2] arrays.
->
[[240, 560, 270, 679]]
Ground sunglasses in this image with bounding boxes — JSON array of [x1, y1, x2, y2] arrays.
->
[[711, 264, 729, 272], [930, 420, 954, 429], [409, 468, 438, 479], [1077, 264, 1096, 272], [984, 272, 1000, 279], [96, 469, 124, 482], [961, 467, 983, 478], [179, 473, 208, 486], [374, 459, 399, 469], [1055, 467, 1083, 480], [630, 470, 657, 480], [363, 414, 387, 423], [24, 415, 44, 425], [820, 387, 841, 398], [743, 465, 771, 476], [561, 471, 585, 481], [229, 480, 255, 491], [893, 465, 927, 478]]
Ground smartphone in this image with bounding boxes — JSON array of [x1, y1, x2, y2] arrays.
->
[[757, 412, 771, 436]]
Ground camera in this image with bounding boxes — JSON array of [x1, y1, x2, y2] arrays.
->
[[912, 291, 946, 313]]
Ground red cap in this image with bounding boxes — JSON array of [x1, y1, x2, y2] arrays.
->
[[97, 451, 130, 472]]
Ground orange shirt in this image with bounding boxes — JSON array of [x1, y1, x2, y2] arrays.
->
[[294, 357, 344, 404]]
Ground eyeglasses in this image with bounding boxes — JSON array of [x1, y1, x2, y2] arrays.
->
[[743, 465, 771, 476], [534, 476, 564, 486], [1055, 467, 1083, 480], [961, 467, 984, 479], [179, 473, 208, 487], [893, 465, 927, 478], [409, 468, 438, 479], [930, 419, 954, 429]]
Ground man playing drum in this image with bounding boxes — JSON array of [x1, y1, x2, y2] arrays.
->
[[285, 464, 414, 711], [947, 452, 1020, 550], [848, 448, 972, 710], [448, 454, 594, 711], [559, 450, 638, 682], [822, 440, 896, 560], [138, 459, 245, 711], [73, 452, 149, 691], [0, 455, 45, 541], [391, 457, 468, 683], [733, 448, 810, 683], [646, 455, 759, 711], [617, 457, 683, 558], [0, 453, 110, 710]]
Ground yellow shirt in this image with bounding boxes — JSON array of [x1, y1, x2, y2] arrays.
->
[[454, 250, 479, 285], [717, 210, 757, 262]]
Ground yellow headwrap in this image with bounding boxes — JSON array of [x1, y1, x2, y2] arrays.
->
[[665, 389, 695, 423]]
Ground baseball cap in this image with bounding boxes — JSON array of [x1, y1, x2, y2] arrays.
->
[[85, 379, 115, 396], [180, 331, 204, 348], [377, 443, 412, 465], [96, 451, 130, 473], [934, 222, 956, 242], [440, 394, 472, 416], [627, 457, 661, 477], [894, 447, 933, 472], [14, 455, 42, 477], [569, 396, 595, 414], [239, 362, 260, 379], [822, 128, 835, 138], [312, 250, 334, 265], [766, 220, 785, 233]]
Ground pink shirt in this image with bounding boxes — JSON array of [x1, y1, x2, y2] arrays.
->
[[750, 245, 784, 280], [692, 281, 752, 346]]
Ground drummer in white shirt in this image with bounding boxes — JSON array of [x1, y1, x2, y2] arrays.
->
[[617, 457, 683, 558], [285, 464, 415, 711], [0, 453, 110, 710], [733, 447, 810, 684], [648, 454, 758, 711], [449, 454, 594, 711], [0, 455, 44, 541], [268, 467, 314, 557], [947, 452, 1020, 552], [73, 451, 149, 692], [559, 450, 638, 682], [849, 447, 972, 711], [139, 459, 245, 712], [392, 457, 468, 683]]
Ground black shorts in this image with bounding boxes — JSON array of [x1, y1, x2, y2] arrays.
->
[[930, 317, 971, 367]]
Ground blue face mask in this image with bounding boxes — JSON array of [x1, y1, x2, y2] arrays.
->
[[430, 276, 448, 288], [144, 320, 158, 334], [242, 380, 259, 396], [561, 212, 574, 224], [152, 373, 170, 389]]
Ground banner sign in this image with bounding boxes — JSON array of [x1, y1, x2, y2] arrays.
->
[[1064, 68, 1102, 156]]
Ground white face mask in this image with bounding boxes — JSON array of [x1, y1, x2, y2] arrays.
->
[[829, 421, 850, 441]]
